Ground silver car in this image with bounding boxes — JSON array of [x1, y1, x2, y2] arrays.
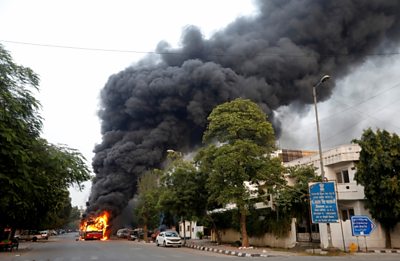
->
[[155, 231, 182, 247]]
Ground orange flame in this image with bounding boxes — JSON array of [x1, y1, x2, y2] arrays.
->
[[80, 211, 110, 240]]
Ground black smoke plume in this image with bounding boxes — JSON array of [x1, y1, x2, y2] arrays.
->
[[87, 0, 400, 218]]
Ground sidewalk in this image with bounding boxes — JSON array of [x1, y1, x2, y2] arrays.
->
[[185, 239, 299, 257], [184, 239, 400, 257]]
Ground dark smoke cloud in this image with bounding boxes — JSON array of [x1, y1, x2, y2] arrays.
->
[[87, 0, 400, 217]]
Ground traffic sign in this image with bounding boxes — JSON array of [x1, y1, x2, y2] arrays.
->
[[351, 215, 376, 236], [309, 182, 339, 223]]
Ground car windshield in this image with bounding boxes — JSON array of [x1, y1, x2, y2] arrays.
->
[[165, 232, 178, 237]]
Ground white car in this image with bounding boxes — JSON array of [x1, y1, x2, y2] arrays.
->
[[155, 231, 182, 247]]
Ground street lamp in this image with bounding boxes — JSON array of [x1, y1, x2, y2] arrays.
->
[[312, 75, 330, 180], [312, 75, 334, 249]]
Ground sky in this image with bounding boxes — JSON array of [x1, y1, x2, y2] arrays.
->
[[0, 0, 258, 208], [1, 0, 400, 209]]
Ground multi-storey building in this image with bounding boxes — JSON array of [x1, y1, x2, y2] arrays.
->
[[207, 144, 399, 249], [285, 144, 400, 250]]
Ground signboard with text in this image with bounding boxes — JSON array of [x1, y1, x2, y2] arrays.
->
[[351, 215, 376, 236], [309, 182, 339, 223]]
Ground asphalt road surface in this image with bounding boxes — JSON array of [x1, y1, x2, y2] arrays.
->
[[0, 233, 399, 261]]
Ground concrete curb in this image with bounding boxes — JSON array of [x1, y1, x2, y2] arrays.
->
[[186, 244, 270, 257], [367, 249, 400, 254]]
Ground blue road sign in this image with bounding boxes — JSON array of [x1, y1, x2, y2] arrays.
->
[[351, 215, 376, 236], [309, 182, 339, 223]]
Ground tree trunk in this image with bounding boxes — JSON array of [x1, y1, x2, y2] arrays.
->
[[208, 214, 221, 244], [143, 214, 149, 242], [240, 210, 249, 247], [384, 226, 392, 249], [143, 223, 148, 243]]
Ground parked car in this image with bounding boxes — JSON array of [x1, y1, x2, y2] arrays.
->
[[129, 232, 137, 241], [155, 231, 182, 247], [129, 228, 153, 241], [14, 230, 46, 242], [49, 229, 58, 236], [39, 230, 49, 240], [116, 228, 132, 239]]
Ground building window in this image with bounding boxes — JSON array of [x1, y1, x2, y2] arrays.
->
[[336, 170, 350, 183], [341, 208, 355, 221]]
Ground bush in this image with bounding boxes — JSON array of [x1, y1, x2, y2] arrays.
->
[[196, 231, 203, 239]]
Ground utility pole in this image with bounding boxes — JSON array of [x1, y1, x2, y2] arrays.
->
[[312, 75, 334, 249]]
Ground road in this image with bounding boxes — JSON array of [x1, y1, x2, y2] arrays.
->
[[0, 233, 399, 261]]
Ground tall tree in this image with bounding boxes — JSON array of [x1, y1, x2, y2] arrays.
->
[[159, 150, 206, 243], [1, 44, 41, 229], [135, 170, 161, 242], [353, 128, 400, 248], [0, 45, 90, 231], [198, 98, 284, 247]]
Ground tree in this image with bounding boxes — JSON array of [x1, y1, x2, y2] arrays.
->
[[353, 128, 400, 248], [64, 206, 83, 231], [274, 165, 320, 237], [197, 98, 284, 247], [0, 44, 90, 231], [25, 140, 90, 229], [159, 150, 206, 243], [135, 170, 161, 242]]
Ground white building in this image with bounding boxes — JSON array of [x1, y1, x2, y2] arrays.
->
[[178, 220, 204, 239], [285, 144, 400, 250]]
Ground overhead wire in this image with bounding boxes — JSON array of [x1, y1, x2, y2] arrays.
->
[[2, 39, 400, 58], [320, 91, 400, 146], [2, 39, 400, 144]]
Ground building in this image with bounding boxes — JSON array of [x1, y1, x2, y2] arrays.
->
[[285, 144, 400, 250], [274, 149, 317, 163], [212, 144, 400, 249], [178, 220, 205, 239]]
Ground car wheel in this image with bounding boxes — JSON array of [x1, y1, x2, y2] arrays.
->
[[163, 241, 166, 247], [156, 240, 159, 247], [32, 237, 37, 242]]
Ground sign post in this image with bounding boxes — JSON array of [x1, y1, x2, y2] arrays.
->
[[350, 215, 376, 236], [350, 215, 376, 252], [309, 182, 339, 223]]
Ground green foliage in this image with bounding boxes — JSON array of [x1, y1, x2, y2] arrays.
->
[[246, 206, 292, 238], [197, 98, 284, 246], [203, 98, 275, 151], [210, 210, 240, 231], [353, 128, 400, 233], [196, 231, 204, 239], [135, 170, 162, 230], [159, 153, 207, 223], [0, 44, 91, 230], [210, 206, 292, 238], [199, 141, 284, 210], [274, 165, 320, 220], [198, 98, 284, 208], [69, 206, 82, 221]]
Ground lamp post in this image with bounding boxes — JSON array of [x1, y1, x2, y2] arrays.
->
[[312, 75, 330, 180], [312, 75, 334, 249]]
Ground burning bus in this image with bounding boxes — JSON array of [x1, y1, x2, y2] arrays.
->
[[80, 211, 110, 240]]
